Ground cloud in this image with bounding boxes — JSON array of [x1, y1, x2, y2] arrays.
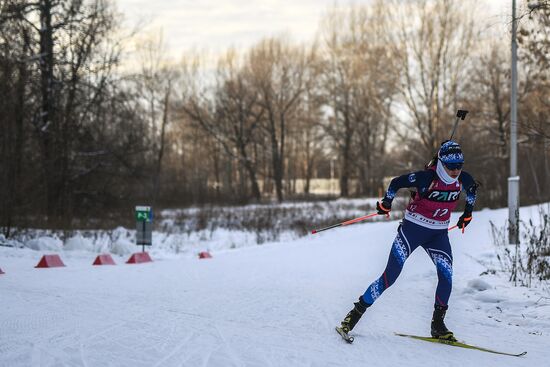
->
[[116, 0, 506, 59], [117, 0, 339, 56]]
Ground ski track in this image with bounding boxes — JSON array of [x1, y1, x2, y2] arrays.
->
[[1, 207, 550, 366]]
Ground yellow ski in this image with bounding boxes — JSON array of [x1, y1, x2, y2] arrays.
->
[[395, 333, 527, 357]]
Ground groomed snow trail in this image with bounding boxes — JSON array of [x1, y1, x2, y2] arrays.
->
[[1, 206, 549, 366]]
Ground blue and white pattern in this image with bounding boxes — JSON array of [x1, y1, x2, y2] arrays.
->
[[429, 250, 453, 284], [367, 277, 384, 304], [391, 234, 409, 266], [385, 189, 396, 200], [438, 141, 464, 164], [466, 193, 476, 205], [408, 173, 416, 183], [362, 221, 455, 307]]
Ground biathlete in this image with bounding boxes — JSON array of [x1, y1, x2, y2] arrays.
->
[[338, 140, 478, 341]]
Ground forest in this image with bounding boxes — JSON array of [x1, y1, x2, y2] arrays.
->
[[1, 0, 550, 233]]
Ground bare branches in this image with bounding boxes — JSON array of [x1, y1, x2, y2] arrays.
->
[[386, 0, 476, 156], [2, 0, 550, 229], [318, 2, 399, 196]]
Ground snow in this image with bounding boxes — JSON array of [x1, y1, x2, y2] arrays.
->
[[24, 236, 63, 252], [465, 278, 493, 292], [1, 203, 549, 366], [64, 235, 95, 252]]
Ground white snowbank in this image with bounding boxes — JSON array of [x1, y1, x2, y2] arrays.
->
[[24, 236, 62, 251], [64, 234, 94, 252], [109, 227, 135, 255]]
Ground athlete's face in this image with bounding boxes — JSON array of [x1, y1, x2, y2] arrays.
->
[[443, 164, 462, 179]]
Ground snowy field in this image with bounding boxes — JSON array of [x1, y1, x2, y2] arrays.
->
[[1, 203, 549, 366]]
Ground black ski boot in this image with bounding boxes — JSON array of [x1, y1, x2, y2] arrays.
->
[[340, 296, 371, 334], [431, 305, 456, 341]]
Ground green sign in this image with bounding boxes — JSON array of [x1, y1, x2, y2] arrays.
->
[[135, 206, 152, 222], [135, 205, 153, 247]]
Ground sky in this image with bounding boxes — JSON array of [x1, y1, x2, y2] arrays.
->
[[115, 0, 513, 62]]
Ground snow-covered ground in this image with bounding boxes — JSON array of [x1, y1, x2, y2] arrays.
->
[[1, 204, 549, 366], [0, 198, 387, 258]]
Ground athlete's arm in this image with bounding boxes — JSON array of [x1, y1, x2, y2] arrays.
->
[[456, 171, 478, 230], [382, 171, 434, 203], [459, 171, 478, 213]]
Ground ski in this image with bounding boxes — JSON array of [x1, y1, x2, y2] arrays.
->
[[335, 326, 354, 343], [395, 333, 527, 357]]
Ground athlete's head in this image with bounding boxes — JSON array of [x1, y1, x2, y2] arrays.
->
[[438, 140, 463, 178]]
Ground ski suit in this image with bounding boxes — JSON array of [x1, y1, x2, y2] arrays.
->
[[362, 167, 477, 307]]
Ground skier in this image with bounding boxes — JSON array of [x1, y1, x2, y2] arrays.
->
[[338, 140, 478, 342]]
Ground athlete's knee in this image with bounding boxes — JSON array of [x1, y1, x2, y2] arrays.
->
[[429, 251, 453, 284], [392, 229, 411, 266]]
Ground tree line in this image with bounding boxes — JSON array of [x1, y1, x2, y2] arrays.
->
[[1, 0, 549, 233]]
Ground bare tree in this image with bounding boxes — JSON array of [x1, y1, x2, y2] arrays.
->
[[518, 1, 550, 141], [134, 30, 178, 206], [0, 0, 140, 229], [248, 37, 316, 202], [320, 14, 356, 197], [179, 50, 265, 201], [459, 42, 511, 205], [293, 86, 325, 195], [386, 0, 476, 160], [0, 1, 33, 235], [319, 3, 399, 197], [515, 4, 550, 202], [1, 0, 119, 227]]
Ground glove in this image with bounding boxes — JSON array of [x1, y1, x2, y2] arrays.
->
[[457, 211, 472, 233], [376, 199, 392, 215]]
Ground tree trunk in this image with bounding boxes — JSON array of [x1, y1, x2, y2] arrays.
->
[[153, 85, 171, 206], [340, 118, 352, 197], [272, 145, 284, 202], [239, 144, 261, 201], [39, 0, 58, 219], [266, 109, 285, 202]]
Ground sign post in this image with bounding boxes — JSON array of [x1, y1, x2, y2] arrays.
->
[[135, 206, 153, 253]]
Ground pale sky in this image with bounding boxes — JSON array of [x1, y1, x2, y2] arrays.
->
[[115, 0, 512, 61]]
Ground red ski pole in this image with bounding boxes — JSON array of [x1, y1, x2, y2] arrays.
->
[[311, 212, 381, 234], [448, 224, 467, 233]]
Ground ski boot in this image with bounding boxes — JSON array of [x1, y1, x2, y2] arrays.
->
[[340, 296, 371, 333], [431, 304, 457, 341], [336, 296, 371, 343]]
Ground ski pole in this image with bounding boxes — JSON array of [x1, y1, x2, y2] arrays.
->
[[426, 109, 469, 168], [448, 225, 467, 233], [311, 212, 380, 234], [449, 109, 469, 141]]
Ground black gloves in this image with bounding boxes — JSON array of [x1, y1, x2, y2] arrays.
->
[[376, 199, 392, 215], [457, 211, 472, 232]]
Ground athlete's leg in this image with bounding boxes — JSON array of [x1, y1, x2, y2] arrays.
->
[[422, 232, 453, 307], [339, 221, 425, 333], [361, 224, 417, 304], [422, 231, 456, 339]]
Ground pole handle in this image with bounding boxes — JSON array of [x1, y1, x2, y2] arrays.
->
[[449, 109, 469, 141]]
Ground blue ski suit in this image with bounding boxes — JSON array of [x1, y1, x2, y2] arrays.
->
[[363, 168, 478, 307]]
